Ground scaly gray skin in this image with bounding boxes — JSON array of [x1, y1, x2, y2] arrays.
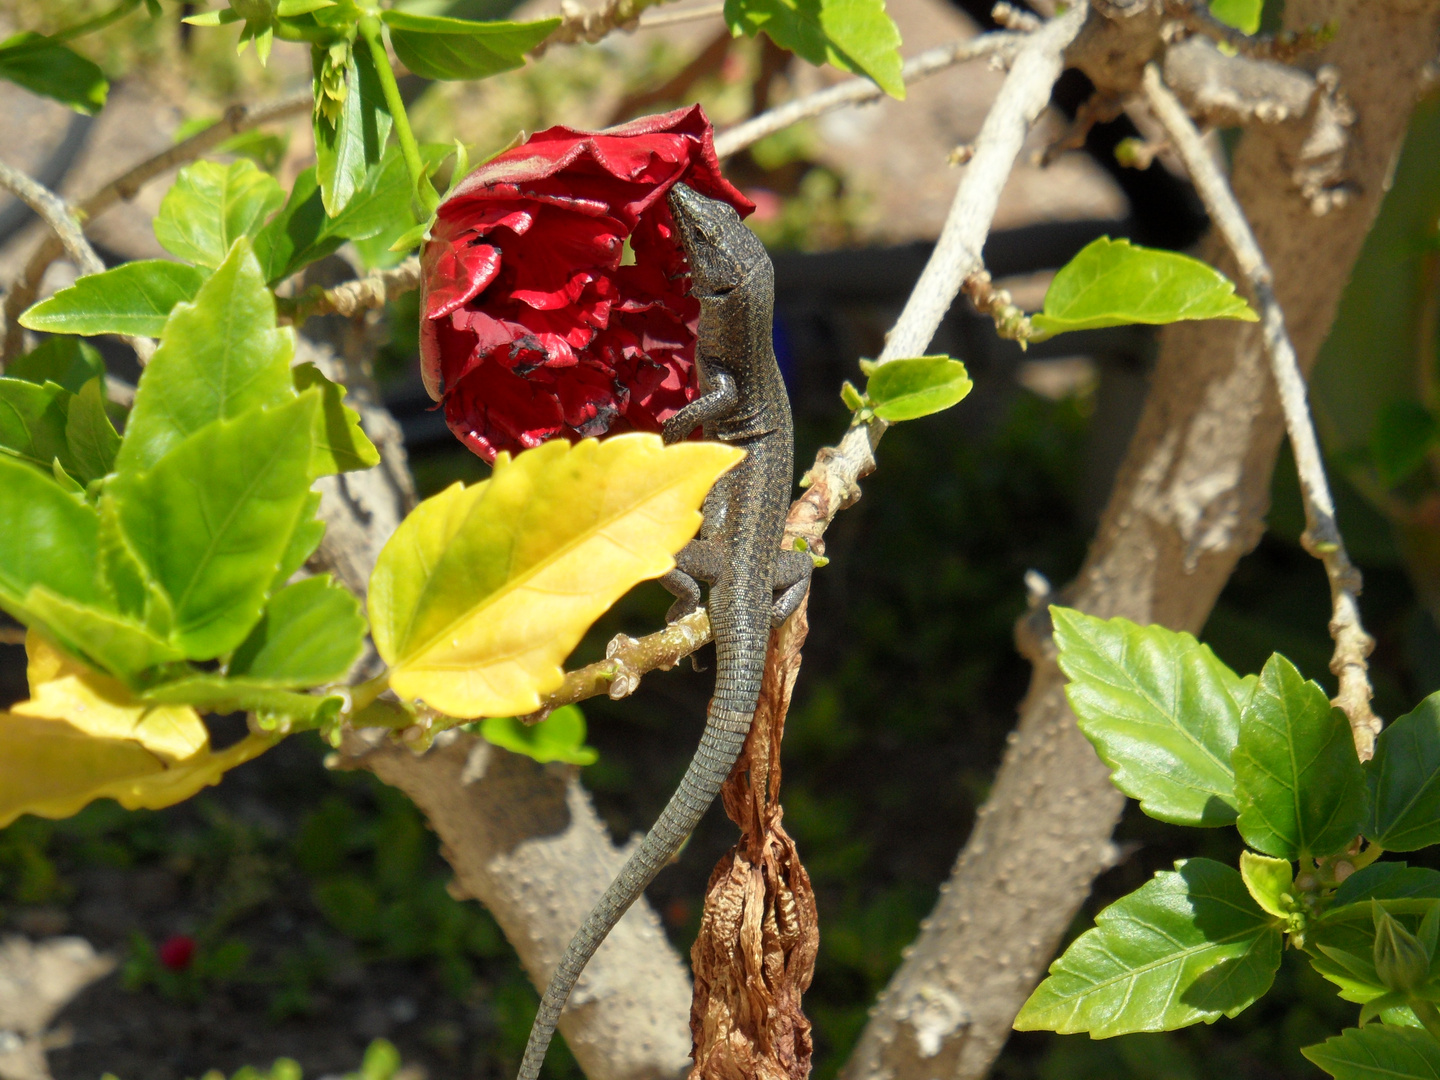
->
[[517, 182, 811, 1080]]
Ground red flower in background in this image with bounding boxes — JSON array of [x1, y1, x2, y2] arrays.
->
[[158, 934, 196, 971], [419, 105, 754, 462]]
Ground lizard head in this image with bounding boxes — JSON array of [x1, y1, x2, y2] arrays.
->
[[666, 182, 767, 300]]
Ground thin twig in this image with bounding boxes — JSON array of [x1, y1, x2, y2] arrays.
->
[[530, 0, 671, 54], [2, 90, 313, 362], [0, 160, 155, 363], [279, 260, 424, 323], [450, 6, 1083, 722], [1142, 62, 1380, 758], [714, 33, 1024, 159], [636, 2, 724, 28]]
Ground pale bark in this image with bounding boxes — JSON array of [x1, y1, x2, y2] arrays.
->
[[841, 5, 1440, 1080]]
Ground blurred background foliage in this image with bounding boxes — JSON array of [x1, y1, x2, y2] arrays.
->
[[0, 2, 1438, 1080]]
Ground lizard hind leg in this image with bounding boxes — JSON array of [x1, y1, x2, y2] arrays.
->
[[661, 539, 724, 670], [770, 548, 812, 627]]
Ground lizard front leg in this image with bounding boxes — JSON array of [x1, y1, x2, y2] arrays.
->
[[661, 368, 738, 443]]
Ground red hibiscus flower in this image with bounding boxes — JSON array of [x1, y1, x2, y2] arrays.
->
[[419, 105, 754, 463]]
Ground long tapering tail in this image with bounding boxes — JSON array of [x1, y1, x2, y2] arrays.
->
[[516, 615, 767, 1080]]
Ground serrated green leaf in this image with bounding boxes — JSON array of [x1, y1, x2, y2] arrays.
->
[[291, 362, 379, 476], [724, 0, 904, 98], [97, 492, 171, 633], [1240, 851, 1295, 919], [865, 356, 972, 422], [1233, 653, 1368, 860], [1305, 1025, 1440, 1080], [65, 377, 121, 484], [271, 491, 325, 592], [380, 11, 560, 80], [228, 574, 365, 687], [1052, 607, 1251, 827], [111, 393, 321, 660], [1030, 238, 1258, 339], [1367, 692, 1440, 851], [116, 240, 293, 476], [1014, 858, 1281, 1036], [153, 159, 285, 269], [313, 40, 392, 217], [6, 338, 105, 393], [0, 456, 104, 622], [19, 587, 183, 680], [0, 32, 107, 114], [1209, 0, 1261, 35], [251, 167, 344, 285], [1370, 400, 1438, 488], [19, 261, 208, 339], [0, 377, 72, 475], [140, 676, 343, 724], [481, 706, 598, 766]]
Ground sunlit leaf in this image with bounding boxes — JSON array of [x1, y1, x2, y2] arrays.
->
[[380, 10, 560, 80], [19, 261, 208, 339], [153, 159, 285, 269], [865, 356, 972, 422], [0, 455, 105, 619], [1367, 691, 1440, 851], [1233, 653, 1367, 860], [369, 434, 742, 718], [252, 167, 344, 285], [724, 0, 904, 98], [1209, 0, 1261, 34], [22, 587, 184, 680], [1030, 238, 1258, 338], [110, 393, 321, 660], [291, 362, 380, 476], [0, 32, 107, 114], [65, 376, 121, 484], [1052, 607, 1252, 827], [481, 706, 599, 766], [0, 377, 72, 474], [140, 676, 344, 726], [116, 240, 293, 476], [1239, 851, 1295, 919], [1014, 859, 1282, 1036], [229, 574, 365, 687], [313, 41, 392, 216]]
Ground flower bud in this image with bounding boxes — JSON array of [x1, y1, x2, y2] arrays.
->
[[1374, 907, 1430, 993]]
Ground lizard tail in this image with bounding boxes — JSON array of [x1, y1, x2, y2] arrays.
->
[[516, 620, 767, 1080]]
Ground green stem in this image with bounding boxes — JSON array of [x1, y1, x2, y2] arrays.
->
[[1410, 999, 1440, 1043], [357, 16, 439, 214], [51, 0, 141, 43]]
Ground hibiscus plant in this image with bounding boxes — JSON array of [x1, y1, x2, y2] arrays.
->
[[0, 0, 1431, 1078]]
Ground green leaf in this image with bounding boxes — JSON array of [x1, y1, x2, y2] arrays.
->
[[251, 167, 345, 285], [7, 337, 105, 393], [864, 356, 972, 422], [0, 456, 104, 617], [1240, 851, 1295, 919], [116, 240, 293, 476], [1370, 401, 1438, 488], [1014, 859, 1282, 1036], [1336, 864, 1440, 907], [480, 706, 599, 766], [65, 376, 121, 484], [1030, 238, 1258, 339], [229, 575, 365, 687], [291, 362, 380, 476], [21, 588, 182, 680], [1233, 653, 1368, 860], [724, 0, 904, 99], [110, 393, 322, 660], [1367, 692, 1440, 851], [1052, 607, 1251, 827], [380, 11, 560, 80], [1304, 1025, 1440, 1080], [0, 377, 72, 474], [313, 40, 392, 217], [140, 676, 343, 725], [0, 32, 107, 114], [153, 160, 285, 269], [19, 261, 209, 339], [271, 491, 326, 593], [1209, 0, 1262, 35]]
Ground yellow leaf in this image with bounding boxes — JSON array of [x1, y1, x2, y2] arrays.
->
[[14, 631, 208, 760], [369, 434, 743, 717], [0, 712, 274, 827]]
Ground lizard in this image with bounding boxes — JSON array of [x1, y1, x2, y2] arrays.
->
[[517, 181, 812, 1080]]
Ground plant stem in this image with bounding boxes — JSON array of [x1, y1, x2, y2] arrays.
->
[[357, 15, 439, 214], [51, 0, 141, 44], [1410, 999, 1440, 1043]]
